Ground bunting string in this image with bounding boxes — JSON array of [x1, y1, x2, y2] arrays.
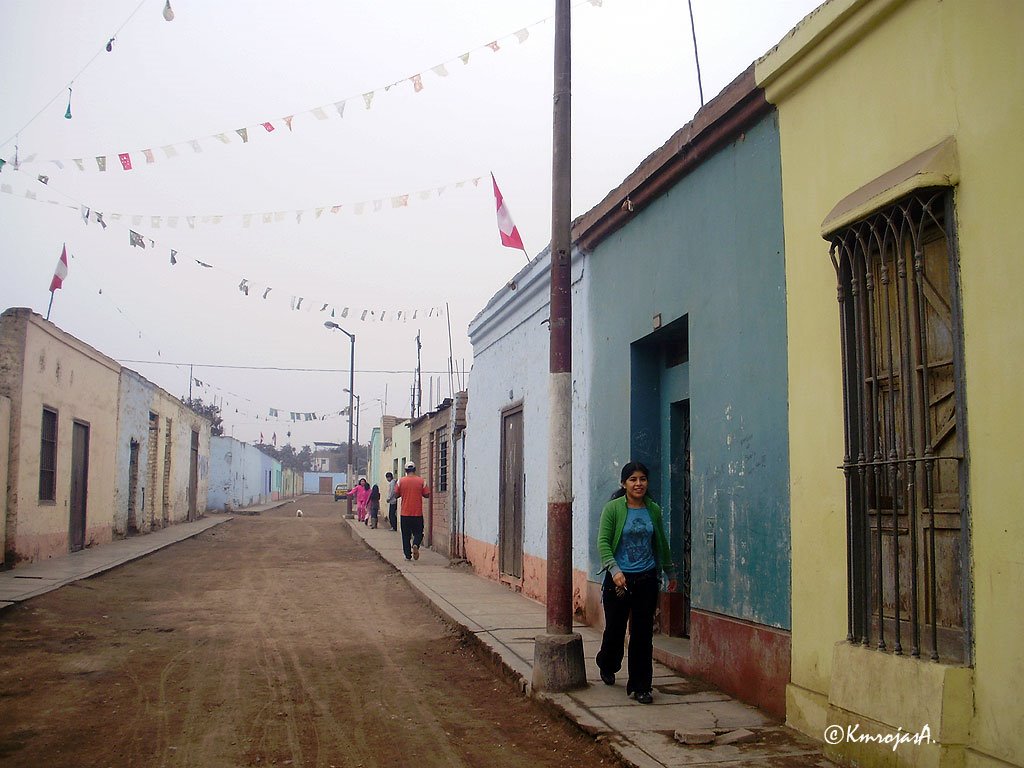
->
[[106, 175, 483, 228], [0, 164, 450, 324], [1, 166, 485, 228], [188, 376, 350, 426], [3, 0, 606, 172]]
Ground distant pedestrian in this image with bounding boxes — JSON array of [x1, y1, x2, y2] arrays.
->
[[394, 462, 430, 560], [385, 471, 398, 532], [368, 483, 381, 529], [595, 461, 675, 705], [348, 478, 372, 523]]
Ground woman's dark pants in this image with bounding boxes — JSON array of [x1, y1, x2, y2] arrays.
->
[[596, 569, 659, 694]]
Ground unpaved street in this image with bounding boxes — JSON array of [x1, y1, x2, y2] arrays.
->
[[0, 496, 615, 768]]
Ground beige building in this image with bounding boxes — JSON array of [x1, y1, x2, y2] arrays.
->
[[408, 393, 467, 558], [1, 308, 121, 564], [1, 308, 212, 567]]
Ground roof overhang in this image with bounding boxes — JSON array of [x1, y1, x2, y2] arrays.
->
[[572, 65, 770, 253], [821, 137, 959, 236]]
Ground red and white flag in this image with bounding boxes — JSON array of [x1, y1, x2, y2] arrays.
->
[[49, 244, 68, 292], [491, 172, 526, 253]]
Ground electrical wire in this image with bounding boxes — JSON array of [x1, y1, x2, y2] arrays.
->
[[1, 0, 150, 152], [115, 359, 450, 374]]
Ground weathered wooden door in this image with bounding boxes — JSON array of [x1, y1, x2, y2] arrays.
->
[[499, 406, 524, 581], [834, 193, 967, 663], [319, 476, 333, 494], [187, 430, 200, 521], [867, 231, 966, 662], [69, 421, 90, 552], [147, 413, 159, 528]]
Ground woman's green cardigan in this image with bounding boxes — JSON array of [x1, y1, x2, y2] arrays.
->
[[596, 495, 674, 579]]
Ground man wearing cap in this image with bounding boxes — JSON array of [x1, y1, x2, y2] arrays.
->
[[395, 462, 430, 561]]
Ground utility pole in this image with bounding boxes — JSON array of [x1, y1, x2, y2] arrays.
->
[[533, 0, 586, 693], [324, 322, 356, 519], [416, 331, 423, 417]]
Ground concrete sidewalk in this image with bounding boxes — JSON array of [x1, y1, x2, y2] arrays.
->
[[345, 518, 834, 768], [0, 498, 292, 610]]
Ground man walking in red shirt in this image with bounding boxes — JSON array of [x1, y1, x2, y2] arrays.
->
[[395, 462, 430, 560]]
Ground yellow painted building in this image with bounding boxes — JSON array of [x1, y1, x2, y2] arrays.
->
[[756, 1, 1023, 766]]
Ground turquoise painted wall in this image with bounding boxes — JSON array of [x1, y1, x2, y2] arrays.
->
[[586, 113, 790, 629]]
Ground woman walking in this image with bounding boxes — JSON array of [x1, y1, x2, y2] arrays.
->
[[348, 478, 372, 523], [368, 483, 381, 529], [595, 461, 675, 704]]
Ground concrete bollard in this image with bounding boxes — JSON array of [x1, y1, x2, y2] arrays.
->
[[532, 633, 587, 692]]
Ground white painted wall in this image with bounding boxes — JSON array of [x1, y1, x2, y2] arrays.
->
[[465, 248, 591, 570], [208, 436, 278, 510]]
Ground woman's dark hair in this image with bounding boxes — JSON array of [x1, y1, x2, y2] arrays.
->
[[370, 484, 380, 501], [609, 461, 650, 500]]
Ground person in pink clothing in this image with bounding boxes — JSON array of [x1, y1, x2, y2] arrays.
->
[[347, 478, 372, 522]]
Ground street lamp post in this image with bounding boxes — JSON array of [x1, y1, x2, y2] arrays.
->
[[344, 390, 361, 474], [324, 321, 355, 519]]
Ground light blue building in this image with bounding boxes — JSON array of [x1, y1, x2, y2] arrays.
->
[[114, 368, 210, 534], [576, 69, 790, 716], [208, 435, 280, 511], [467, 68, 792, 717]]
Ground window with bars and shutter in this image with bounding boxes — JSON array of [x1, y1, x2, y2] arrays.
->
[[39, 408, 58, 501], [436, 426, 448, 492], [830, 188, 968, 664]]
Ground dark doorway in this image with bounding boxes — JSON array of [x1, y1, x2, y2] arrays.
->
[[631, 314, 690, 638], [161, 423, 173, 526], [188, 430, 200, 521], [499, 406, 524, 582], [663, 400, 692, 637], [147, 413, 159, 528], [69, 421, 90, 552], [127, 439, 140, 533]]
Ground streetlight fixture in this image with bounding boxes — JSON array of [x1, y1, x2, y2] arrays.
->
[[324, 321, 355, 519]]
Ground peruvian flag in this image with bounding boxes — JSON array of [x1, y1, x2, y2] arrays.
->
[[491, 172, 526, 253], [49, 244, 69, 292]]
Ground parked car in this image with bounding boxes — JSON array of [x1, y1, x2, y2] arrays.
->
[[334, 484, 349, 501]]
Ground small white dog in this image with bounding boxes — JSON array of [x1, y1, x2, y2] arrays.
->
[[295, 509, 303, 517]]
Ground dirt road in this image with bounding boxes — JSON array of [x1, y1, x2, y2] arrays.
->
[[0, 496, 616, 768]]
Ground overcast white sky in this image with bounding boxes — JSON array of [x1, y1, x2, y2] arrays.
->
[[0, 0, 821, 449]]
